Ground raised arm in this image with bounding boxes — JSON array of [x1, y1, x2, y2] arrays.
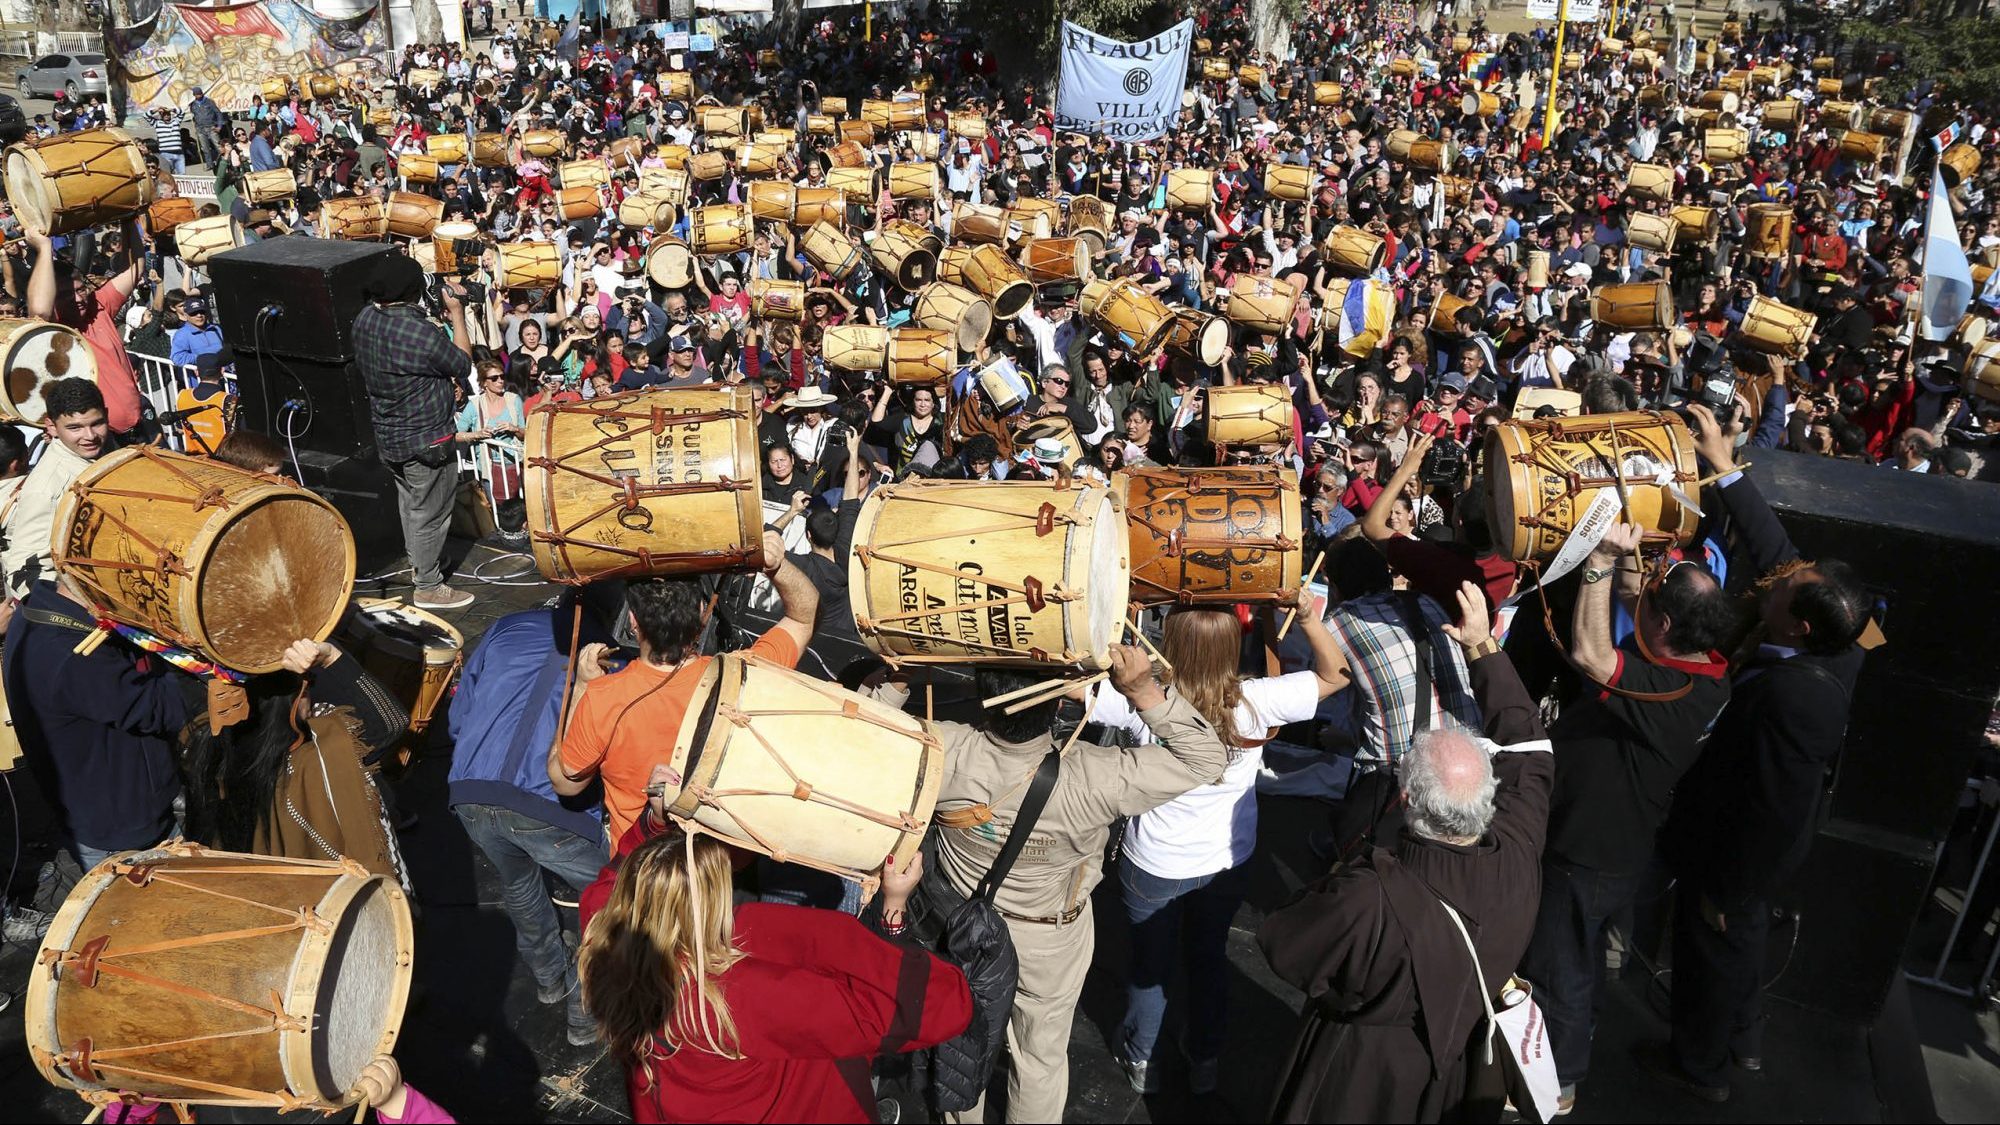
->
[[761, 527, 818, 653], [1571, 522, 1642, 685], [1360, 429, 1433, 542]]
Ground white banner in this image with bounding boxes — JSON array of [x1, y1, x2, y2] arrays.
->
[[1055, 19, 1195, 141], [1524, 0, 1604, 20], [695, 0, 770, 10]]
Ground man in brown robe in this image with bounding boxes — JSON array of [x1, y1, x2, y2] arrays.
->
[[1259, 582, 1554, 1122]]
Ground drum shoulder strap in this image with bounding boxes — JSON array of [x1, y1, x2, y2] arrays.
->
[[20, 607, 96, 634], [972, 748, 1062, 905]]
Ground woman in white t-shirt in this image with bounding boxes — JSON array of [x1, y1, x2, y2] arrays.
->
[[1099, 595, 1348, 1094]]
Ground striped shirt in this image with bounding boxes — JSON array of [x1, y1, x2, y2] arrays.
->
[[1325, 591, 1482, 769], [153, 112, 185, 156]]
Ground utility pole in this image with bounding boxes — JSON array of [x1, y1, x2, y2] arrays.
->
[[1544, 0, 1570, 142]]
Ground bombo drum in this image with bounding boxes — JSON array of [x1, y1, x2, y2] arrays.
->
[[1162, 308, 1230, 367], [1206, 383, 1292, 448], [0, 318, 98, 425], [1484, 410, 1701, 563], [1590, 281, 1676, 331], [1736, 294, 1817, 359], [1125, 466, 1302, 606], [911, 283, 994, 353], [26, 843, 412, 1111], [497, 242, 560, 290], [525, 387, 765, 584], [950, 244, 1034, 319], [668, 654, 941, 883], [4, 127, 153, 236], [321, 195, 388, 240], [1080, 278, 1176, 356], [340, 600, 463, 733], [52, 447, 356, 674], [848, 479, 1130, 670], [173, 214, 245, 266], [384, 191, 444, 239], [690, 204, 754, 256]]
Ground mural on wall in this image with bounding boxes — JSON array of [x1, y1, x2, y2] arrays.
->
[[111, 0, 389, 112]]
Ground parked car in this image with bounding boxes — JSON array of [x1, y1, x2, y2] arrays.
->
[[18, 53, 111, 100], [0, 92, 26, 146]]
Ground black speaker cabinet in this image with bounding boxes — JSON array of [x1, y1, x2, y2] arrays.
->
[[209, 238, 398, 363], [1741, 449, 2000, 1019], [232, 352, 378, 461]]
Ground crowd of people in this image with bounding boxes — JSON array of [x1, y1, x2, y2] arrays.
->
[[0, 0, 1989, 1120]]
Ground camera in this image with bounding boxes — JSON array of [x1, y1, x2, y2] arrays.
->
[[1420, 436, 1466, 485], [1673, 332, 1741, 428]]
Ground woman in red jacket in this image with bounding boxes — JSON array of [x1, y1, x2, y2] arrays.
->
[[579, 786, 972, 1125]]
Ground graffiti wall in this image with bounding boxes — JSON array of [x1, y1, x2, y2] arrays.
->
[[111, 0, 390, 113]]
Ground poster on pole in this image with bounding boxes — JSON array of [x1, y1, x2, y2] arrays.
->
[[1524, 0, 1604, 20], [1055, 19, 1195, 142]]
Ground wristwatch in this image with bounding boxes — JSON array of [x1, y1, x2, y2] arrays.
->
[[1466, 638, 1502, 660], [1581, 566, 1614, 584]]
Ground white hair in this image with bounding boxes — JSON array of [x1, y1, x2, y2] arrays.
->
[[1402, 724, 1498, 842]]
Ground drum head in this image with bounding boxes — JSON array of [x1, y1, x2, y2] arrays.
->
[[297, 878, 411, 1103], [3, 150, 50, 235], [1083, 488, 1128, 663], [3, 322, 98, 424], [1194, 316, 1229, 367], [200, 492, 356, 672], [1483, 427, 1520, 556]]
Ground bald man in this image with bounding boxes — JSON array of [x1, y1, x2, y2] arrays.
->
[[1259, 582, 1555, 1121]]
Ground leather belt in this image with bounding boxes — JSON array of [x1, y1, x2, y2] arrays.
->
[[998, 902, 1085, 926]]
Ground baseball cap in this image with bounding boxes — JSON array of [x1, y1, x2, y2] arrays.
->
[[184, 296, 211, 316], [668, 334, 694, 351], [1439, 372, 1469, 392], [195, 350, 225, 380]]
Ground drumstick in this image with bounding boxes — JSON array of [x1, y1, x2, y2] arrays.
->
[[1123, 618, 1173, 674], [81, 1106, 106, 1125], [981, 674, 1071, 710], [351, 1097, 371, 1124], [1277, 550, 1329, 641], [1003, 671, 1107, 715]]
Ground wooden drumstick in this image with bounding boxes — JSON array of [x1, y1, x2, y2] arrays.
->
[[1276, 550, 1329, 641], [1123, 618, 1173, 674], [981, 674, 1071, 710], [351, 1097, 371, 1124], [1003, 671, 1107, 715]]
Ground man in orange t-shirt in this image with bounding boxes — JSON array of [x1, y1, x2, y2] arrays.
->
[[550, 530, 818, 843]]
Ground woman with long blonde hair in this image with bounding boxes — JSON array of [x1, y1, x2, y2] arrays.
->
[[578, 776, 971, 1124], [1093, 593, 1349, 1095]]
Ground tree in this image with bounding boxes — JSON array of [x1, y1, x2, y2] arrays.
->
[[1840, 15, 2000, 104], [965, 0, 1191, 92]]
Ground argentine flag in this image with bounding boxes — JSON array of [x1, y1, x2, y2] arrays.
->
[[1919, 163, 1974, 342]]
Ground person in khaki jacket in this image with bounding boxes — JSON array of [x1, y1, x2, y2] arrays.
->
[[876, 645, 1226, 1123]]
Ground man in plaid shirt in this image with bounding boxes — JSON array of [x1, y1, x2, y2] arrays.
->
[[356, 255, 475, 610]]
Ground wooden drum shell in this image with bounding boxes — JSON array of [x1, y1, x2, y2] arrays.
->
[[1483, 410, 1702, 563], [1124, 466, 1303, 606]]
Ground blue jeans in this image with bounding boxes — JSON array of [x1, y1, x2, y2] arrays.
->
[[1519, 857, 1650, 1087], [454, 803, 606, 999], [156, 152, 185, 175], [1117, 859, 1247, 1065]]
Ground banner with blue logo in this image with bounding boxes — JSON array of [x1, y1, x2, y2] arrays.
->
[[1055, 19, 1194, 142]]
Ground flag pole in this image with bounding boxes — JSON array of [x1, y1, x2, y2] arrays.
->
[[1544, 0, 1570, 143]]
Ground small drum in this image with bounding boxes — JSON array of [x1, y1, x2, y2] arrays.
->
[[1820, 101, 1865, 131], [1484, 411, 1701, 563], [1671, 204, 1719, 246], [1461, 91, 1500, 118], [321, 195, 387, 240], [737, 142, 782, 178], [746, 179, 796, 223], [1313, 81, 1344, 105], [1206, 383, 1292, 448], [1736, 295, 1817, 359], [1695, 89, 1740, 115], [1166, 168, 1213, 212], [870, 223, 939, 290], [888, 163, 938, 200], [1840, 129, 1891, 167], [690, 203, 753, 256], [949, 112, 986, 140], [3, 126, 152, 236], [751, 278, 807, 322], [1224, 275, 1301, 335], [1124, 466, 1303, 606], [424, 133, 467, 164], [1626, 211, 1680, 253], [1323, 224, 1385, 277], [560, 159, 610, 191], [341, 600, 463, 733], [640, 166, 692, 207], [1590, 282, 1676, 331], [1942, 143, 1982, 189], [654, 143, 693, 170], [1526, 250, 1551, 289], [1746, 204, 1793, 259], [1761, 99, 1802, 129], [525, 387, 765, 584], [173, 214, 244, 266], [53, 447, 355, 673], [147, 196, 197, 236], [431, 221, 483, 274], [1020, 237, 1091, 285], [1079, 277, 1175, 355], [471, 132, 508, 167], [1162, 308, 1230, 367], [497, 241, 561, 290], [699, 106, 748, 137], [912, 283, 994, 352], [0, 318, 98, 424], [792, 186, 844, 229], [244, 168, 297, 204], [1870, 107, 1917, 138], [384, 191, 444, 239], [26, 843, 412, 1111], [667, 653, 940, 882], [685, 150, 730, 182], [555, 184, 601, 221], [520, 128, 565, 158], [848, 479, 1130, 670], [398, 153, 439, 184], [888, 328, 956, 385], [645, 237, 696, 290], [1264, 164, 1312, 202], [606, 136, 645, 167], [825, 325, 890, 372], [1065, 195, 1113, 256], [827, 166, 876, 202], [1968, 341, 2000, 404], [952, 244, 1034, 318], [1625, 162, 1675, 203], [802, 221, 864, 280], [618, 190, 676, 232], [1704, 128, 1748, 164]]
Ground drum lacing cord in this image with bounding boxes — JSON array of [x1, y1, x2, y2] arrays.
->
[[1520, 555, 1697, 704]]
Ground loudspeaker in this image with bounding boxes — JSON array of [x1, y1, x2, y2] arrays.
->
[[233, 352, 377, 460], [209, 238, 397, 363], [291, 449, 402, 579], [1740, 449, 2000, 1020]]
